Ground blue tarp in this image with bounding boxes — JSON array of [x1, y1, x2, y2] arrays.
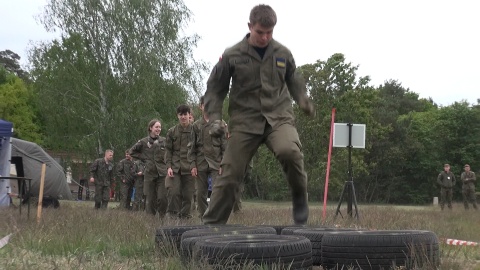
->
[[0, 119, 13, 138], [0, 119, 13, 206]]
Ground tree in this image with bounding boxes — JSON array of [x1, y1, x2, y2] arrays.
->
[[0, 50, 31, 82], [0, 67, 42, 143], [29, 0, 206, 157]]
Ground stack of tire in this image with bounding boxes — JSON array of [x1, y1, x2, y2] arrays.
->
[[155, 225, 439, 270]]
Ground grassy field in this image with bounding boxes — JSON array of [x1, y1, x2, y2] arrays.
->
[[0, 199, 479, 269]]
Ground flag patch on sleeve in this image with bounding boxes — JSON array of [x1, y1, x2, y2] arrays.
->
[[276, 57, 286, 68]]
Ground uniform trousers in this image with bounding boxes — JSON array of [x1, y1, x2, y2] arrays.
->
[[144, 174, 168, 216], [203, 123, 308, 224]]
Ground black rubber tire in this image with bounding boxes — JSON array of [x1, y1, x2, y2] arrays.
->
[[280, 225, 311, 235], [180, 226, 277, 260], [292, 227, 358, 266], [193, 234, 313, 269], [321, 230, 440, 270], [155, 224, 244, 250]]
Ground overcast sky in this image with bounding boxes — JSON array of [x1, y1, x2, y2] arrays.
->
[[1, 0, 479, 106]]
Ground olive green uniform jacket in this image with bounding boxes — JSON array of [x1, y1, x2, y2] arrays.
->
[[204, 34, 309, 134], [90, 158, 114, 186], [461, 171, 476, 190], [165, 124, 192, 175], [188, 117, 227, 171], [116, 158, 135, 183], [437, 171, 456, 188], [129, 136, 167, 178]]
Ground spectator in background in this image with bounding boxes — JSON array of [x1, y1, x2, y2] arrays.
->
[[437, 163, 456, 210], [116, 151, 136, 209], [460, 164, 477, 210], [90, 149, 114, 209]]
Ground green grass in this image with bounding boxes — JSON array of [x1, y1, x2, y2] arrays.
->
[[1, 199, 479, 269]]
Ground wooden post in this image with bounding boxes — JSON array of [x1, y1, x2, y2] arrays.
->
[[37, 163, 46, 223]]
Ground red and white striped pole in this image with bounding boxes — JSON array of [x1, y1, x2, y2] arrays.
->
[[445, 238, 479, 246]]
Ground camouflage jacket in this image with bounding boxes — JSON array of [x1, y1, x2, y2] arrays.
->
[[129, 136, 167, 177], [116, 158, 136, 182], [437, 171, 456, 188], [204, 34, 309, 134], [165, 123, 192, 174], [90, 158, 114, 186], [460, 171, 476, 189], [187, 117, 227, 171]]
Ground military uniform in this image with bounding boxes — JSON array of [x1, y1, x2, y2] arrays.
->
[[460, 170, 477, 210], [90, 158, 114, 209], [187, 117, 227, 217], [437, 170, 456, 210], [202, 34, 311, 224], [129, 136, 168, 216], [116, 158, 135, 209], [165, 124, 195, 218], [132, 160, 145, 211]]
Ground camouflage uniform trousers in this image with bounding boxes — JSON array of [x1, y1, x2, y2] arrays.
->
[[120, 179, 135, 209], [440, 187, 453, 210], [144, 174, 168, 217], [166, 173, 195, 218], [462, 186, 478, 210], [195, 169, 219, 218], [94, 184, 110, 209]]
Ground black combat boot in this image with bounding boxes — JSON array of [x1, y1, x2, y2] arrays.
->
[[292, 192, 309, 225]]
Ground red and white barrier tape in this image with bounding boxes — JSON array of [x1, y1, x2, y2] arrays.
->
[[445, 238, 479, 246]]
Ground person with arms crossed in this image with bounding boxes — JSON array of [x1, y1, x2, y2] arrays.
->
[[460, 164, 477, 210]]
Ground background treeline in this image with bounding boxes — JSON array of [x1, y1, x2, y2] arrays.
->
[[1, 0, 479, 204]]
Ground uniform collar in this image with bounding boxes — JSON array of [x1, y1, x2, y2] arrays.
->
[[241, 34, 276, 62]]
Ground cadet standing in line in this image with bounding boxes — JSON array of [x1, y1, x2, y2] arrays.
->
[[165, 105, 195, 218], [116, 151, 136, 209], [129, 119, 168, 216], [188, 96, 227, 218], [202, 4, 315, 225], [437, 163, 456, 210], [90, 149, 115, 209], [460, 164, 477, 210]]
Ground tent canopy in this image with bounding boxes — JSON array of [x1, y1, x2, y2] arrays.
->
[[11, 138, 73, 200], [0, 119, 13, 137]]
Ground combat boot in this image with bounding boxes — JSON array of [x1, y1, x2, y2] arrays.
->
[[292, 192, 309, 225]]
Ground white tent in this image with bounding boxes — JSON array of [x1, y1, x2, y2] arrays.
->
[[0, 119, 13, 206]]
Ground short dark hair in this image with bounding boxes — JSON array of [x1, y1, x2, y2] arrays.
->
[[250, 4, 277, 27], [444, 163, 450, 167], [176, 104, 191, 115]]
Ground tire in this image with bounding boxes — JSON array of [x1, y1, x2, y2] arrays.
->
[[321, 230, 440, 270], [180, 226, 277, 260], [292, 227, 358, 266], [193, 234, 313, 269], [155, 224, 244, 250], [280, 225, 311, 235]]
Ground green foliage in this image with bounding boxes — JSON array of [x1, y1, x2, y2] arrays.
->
[[245, 53, 480, 205], [29, 0, 206, 158], [0, 67, 42, 143]]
